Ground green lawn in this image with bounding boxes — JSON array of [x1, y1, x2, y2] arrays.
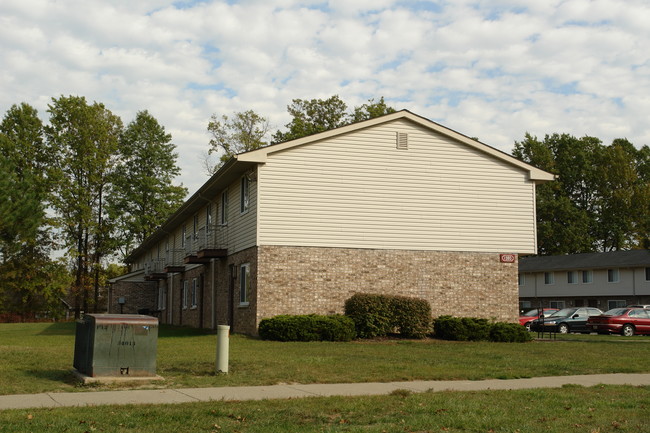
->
[[1, 322, 649, 395], [1, 386, 649, 432]]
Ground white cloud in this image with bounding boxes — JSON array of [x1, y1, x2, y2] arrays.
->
[[1, 0, 649, 194]]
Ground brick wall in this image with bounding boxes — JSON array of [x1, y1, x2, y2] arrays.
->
[[257, 246, 519, 324], [109, 281, 157, 315]]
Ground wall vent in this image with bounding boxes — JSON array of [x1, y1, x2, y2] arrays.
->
[[396, 132, 408, 149]]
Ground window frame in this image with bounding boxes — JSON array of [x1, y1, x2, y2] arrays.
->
[[240, 176, 250, 214], [607, 268, 620, 283], [544, 272, 555, 285], [191, 277, 198, 309], [182, 280, 188, 310], [220, 191, 229, 225], [567, 271, 577, 284], [607, 299, 626, 310], [239, 263, 251, 306]]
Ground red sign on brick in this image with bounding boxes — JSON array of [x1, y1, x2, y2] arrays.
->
[[500, 254, 516, 263]]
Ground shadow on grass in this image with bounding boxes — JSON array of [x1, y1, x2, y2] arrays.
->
[[24, 368, 80, 388], [37, 321, 76, 336]]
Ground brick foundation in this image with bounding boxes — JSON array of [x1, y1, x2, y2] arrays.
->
[[257, 246, 519, 324]]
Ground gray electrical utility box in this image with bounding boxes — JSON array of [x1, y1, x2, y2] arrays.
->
[[73, 314, 159, 377]]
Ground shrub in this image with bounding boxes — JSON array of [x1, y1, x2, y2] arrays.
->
[[434, 316, 531, 343], [344, 293, 431, 339], [489, 322, 533, 342], [258, 314, 356, 342]]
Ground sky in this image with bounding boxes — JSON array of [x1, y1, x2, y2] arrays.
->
[[2, 0, 649, 195]]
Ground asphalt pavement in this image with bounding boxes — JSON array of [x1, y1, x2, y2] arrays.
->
[[1, 373, 649, 410]]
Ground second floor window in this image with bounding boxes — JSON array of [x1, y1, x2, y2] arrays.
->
[[220, 191, 228, 225], [544, 272, 554, 285], [608, 268, 620, 283], [240, 176, 249, 213], [567, 271, 577, 284]]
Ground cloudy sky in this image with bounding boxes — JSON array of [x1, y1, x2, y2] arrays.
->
[[2, 0, 649, 194]]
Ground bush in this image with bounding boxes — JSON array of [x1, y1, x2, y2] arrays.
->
[[344, 293, 431, 339], [434, 316, 531, 343], [258, 314, 356, 342], [489, 322, 533, 342]]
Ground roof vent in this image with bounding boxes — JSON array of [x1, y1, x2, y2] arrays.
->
[[396, 132, 408, 150]]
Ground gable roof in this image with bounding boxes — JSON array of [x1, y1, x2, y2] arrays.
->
[[126, 110, 554, 263], [238, 110, 555, 182], [519, 250, 650, 272]]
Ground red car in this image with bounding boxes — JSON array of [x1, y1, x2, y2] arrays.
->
[[587, 308, 650, 336], [519, 308, 559, 331]]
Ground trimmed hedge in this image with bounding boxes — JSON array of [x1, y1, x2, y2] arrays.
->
[[344, 293, 432, 339], [434, 316, 532, 343], [258, 314, 356, 342]]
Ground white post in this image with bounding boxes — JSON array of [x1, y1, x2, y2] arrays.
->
[[216, 325, 230, 373]]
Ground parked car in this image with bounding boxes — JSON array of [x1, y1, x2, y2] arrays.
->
[[587, 307, 650, 336], [628, 305, 650, 309], [529, 307, 603, 334], [519, 308, 559, 331]]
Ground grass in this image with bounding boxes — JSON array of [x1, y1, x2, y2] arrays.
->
[[1, 386, 649, 432], [1, 322, 649, 396]]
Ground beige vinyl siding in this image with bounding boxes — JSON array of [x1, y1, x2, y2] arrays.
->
[[222, 176, 257, 254], [258, 118, 537, 253]]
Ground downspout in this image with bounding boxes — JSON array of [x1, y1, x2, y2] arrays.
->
[[211, 258, 216, 329]]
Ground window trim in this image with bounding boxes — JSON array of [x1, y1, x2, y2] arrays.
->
[[240, 176, 250, 214], [567, 271, 577, 284], [607, 268, 620, 283], [544, 272, 555, 285], [239, 263, 251, 306], [190, 277, 198, 309], [182, 280, 188, 310], [220, 191, 229, 225]]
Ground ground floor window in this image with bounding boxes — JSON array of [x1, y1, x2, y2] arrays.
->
[[191, 278, 198, 308], [240, 263, 250, 306], [549, 300, 565, 309], [607, 300, 626, 310], [182, 280, 188, 309]]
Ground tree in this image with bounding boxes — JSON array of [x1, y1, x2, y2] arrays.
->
[[272, 95, 397, 143], [108, 110, 187, 258], [272, 95, 348, 143], [349, 97, 397, 123], [206, 110, 270, 172], [46, 95, 123, 316], [513, 132, 650, 254]]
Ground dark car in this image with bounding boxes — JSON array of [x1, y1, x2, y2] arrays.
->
[[587, 307, 650, 336], [518, 308, 559, 331], [529, 307, 603, 334]]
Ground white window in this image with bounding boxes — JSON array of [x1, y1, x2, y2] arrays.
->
[[206, 203, 213, 229], [220, 191, 228, 225], [518, 274, 525, 286], [240, 263, 250, 306], [608, 300, 626, 309], [240, 176, 249, 214], [608, 269, 620, 283], [549, 300, 565, 309], [182, 280, 188, 309], [191, 278, 198, 308], [567, 271, 577, 284], [544, 272, 555, 285], [157, 286, 166, 311], [582, 270, 593, 284]]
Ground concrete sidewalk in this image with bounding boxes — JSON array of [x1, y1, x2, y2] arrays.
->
[[1, 373, 649, 410]]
